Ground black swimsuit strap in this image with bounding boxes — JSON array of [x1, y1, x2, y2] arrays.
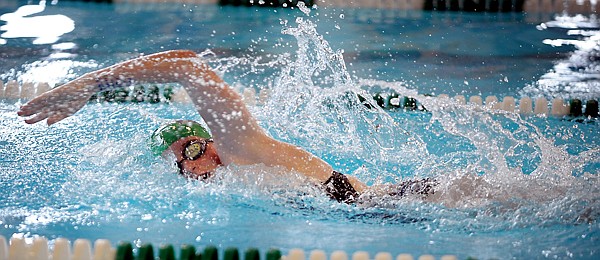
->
[[389, 178, 438, 197], [323, 171, 359, 203]]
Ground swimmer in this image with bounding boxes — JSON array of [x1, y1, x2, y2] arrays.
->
[[17, 50, 436, 204]]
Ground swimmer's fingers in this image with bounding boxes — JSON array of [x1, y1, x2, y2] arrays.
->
[[17, 106, 36, 117], [17, 94, 44, 116], [23, 105, 79, 125], [46, 113, 71, 125], [19, 85, 94, 123], [38, 98, 87, 125], [18, 90, 62, 117], [23, 111, 49, 125]]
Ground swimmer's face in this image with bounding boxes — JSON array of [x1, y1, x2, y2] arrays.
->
[[168, 136, 222, 180]]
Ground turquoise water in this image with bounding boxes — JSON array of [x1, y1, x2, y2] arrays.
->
[[1, 1, 600, 259]]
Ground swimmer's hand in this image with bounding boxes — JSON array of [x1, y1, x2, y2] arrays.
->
[[17, 82, 96, 125]]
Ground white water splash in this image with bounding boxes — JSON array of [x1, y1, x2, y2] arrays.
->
[[206, 9, 600, 226]]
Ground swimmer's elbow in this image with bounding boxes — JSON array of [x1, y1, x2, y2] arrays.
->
[[156, 50, 197, 59], [140, 50, 198, 66], [170, 50, 198, 57]]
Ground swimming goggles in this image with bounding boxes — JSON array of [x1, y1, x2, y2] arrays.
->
[[176, 139, 214, 179]]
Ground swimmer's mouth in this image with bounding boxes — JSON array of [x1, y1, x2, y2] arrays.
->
[[187, 171, 213, 181], [176, 161, 213, 181]]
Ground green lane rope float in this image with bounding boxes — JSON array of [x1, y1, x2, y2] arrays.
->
[[137, 243, 155, 260], [224, 247, 240, 260], [266, 248, 282, 260], [159, 244, 176, 260], [179, 245, 197, 260], [203, 245, 219, 260], [364, 92, 427, 112], [245, 248, 260, 260], [585, 100, 599, 117], [116, 242, 134, 260], [89, 84, 175, 103]]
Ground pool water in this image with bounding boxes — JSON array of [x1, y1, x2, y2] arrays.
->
[[1, 1, 599, 259], [0, 1, 583, 97]]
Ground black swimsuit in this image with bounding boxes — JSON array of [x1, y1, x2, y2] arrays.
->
[[323, 171, 437, 204]]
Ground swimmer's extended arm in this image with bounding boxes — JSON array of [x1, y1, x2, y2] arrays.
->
[[17, 50, 198, 125], [18, 50, 366, 191]]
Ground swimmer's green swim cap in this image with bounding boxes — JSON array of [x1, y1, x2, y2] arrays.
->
[[149, 120, 211, 156]]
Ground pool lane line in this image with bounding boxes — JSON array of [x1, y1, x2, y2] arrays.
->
[[0, 81, 598, 118], [0, 235, 462, 260]]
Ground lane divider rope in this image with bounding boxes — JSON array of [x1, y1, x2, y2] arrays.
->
[[0, 81, 598, 118], [0, 235, 459, 260]]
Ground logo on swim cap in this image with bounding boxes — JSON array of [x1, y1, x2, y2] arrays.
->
[[149, 120, 211, 156]]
